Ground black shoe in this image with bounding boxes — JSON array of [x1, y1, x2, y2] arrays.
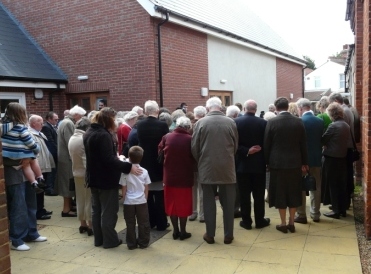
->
[[36, 178, 47, 189], [239, 221, 252, 230], [324, 211, 340, 219], [87, 228, 94, 236], [256, 218, 270, 229], [79, 226, 88, 233], [287, 224, 295, 233], [294, 216, 308, 224], [173, 232, 180, 240], [180, 232, 192, 240], [32, 183, 44, 194], [276, 225, 288, 233], [37, 215, 51, 220], [61, 211, 77, 217], [340, 211, 347, 217], [44, 210, 53, 215]]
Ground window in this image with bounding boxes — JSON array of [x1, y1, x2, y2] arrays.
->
[[0, 92, 26, 117], [314, 76, 321, 88], [339, 74, 345, 89]]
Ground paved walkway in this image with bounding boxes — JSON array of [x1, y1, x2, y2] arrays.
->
[[11, 195, 362, 274]]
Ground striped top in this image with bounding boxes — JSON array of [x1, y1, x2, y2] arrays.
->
[[2, 124, 39, 159]]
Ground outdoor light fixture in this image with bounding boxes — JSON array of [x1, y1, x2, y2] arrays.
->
[[220, 79, 227, 84], [201, 87, 208, 97], [77, 75, 88, 81], [34, 89, 43, 99], [290, 93, 294, 99]]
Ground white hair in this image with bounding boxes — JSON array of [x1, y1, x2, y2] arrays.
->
[[69, 105, 86, 116], [226, 105, 240, 118], [87, 110, 98, 121], [193, 106, 207, 118], [206, 96, 222, 109], [176, 116, 192, 129], [263, 111, 276, 121], [115, 117, 125, 127], [124, 111, 139, 122], [132, 106, 143, 113], [171, 109, 185, 122], [144, 100, 159, 115]]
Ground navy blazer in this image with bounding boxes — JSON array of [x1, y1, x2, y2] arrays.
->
[[301, 112, 324, 167], [137, 116, 169, 182], [235, 113, 267, 173], [41, 121, 58, 162], [264, 112, 308, 169]]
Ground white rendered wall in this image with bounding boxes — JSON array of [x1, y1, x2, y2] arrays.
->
[[305, 61, 345, 92], [208, 35, 277, 113]]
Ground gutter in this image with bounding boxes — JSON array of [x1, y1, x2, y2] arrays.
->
[[157, 12, 169, 107], [0, 75, 67, 83], [155, 5, 306, 65]]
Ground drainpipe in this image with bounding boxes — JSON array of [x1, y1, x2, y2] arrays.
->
[[302, 65, 307, 98], [157, 12, 169, 107]]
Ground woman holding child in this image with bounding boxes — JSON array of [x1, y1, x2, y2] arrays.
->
[[159, 116, 195, 240]]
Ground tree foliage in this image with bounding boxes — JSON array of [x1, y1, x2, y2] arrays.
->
[[303, 55, 316, 70]]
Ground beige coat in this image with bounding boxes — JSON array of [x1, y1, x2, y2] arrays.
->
[[68, 129, 86, 178], [29, 128, 55, 173], [191, 111, 238, 185]]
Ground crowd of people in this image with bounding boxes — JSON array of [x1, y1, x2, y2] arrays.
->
[[3, 94, 359, 251]]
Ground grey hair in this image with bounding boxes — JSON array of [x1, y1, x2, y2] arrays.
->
[[116, 111, 126, 119], [124, 111, 138, 122], [329, 93, 344, 104], [171, 109, 185, 122], [75, 116, 91, 131], [296, 98, 311, 109], [144, 100, 159, 115], [87, 110, 98, 121], [206, 96, 222, 109], [193, 106, 207, 118], [316, 96, 330, 111], [132, 106, 143, 113], [226, 105, 240, 118], [69, 105, 86, 116], [176, 116, 192, 129], [116, 117, 125, 127], [244, 100, 257, 112], [159, 112, 172, 127], [327, 102, 344, 121]]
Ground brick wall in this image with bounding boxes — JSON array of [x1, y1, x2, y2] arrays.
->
[[159, 22, 209, 111], [2, 0, 157, 111], [354, 0, 364, 183], [276, 58, 303, 101], [360, 0, 371, 239], [0, 146, 10, 274], [0, 87, 65, 119]]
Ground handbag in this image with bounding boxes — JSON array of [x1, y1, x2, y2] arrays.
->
[[69, 177, 76, 191], [157, 133, 169, 164], [350, 130, 360, 162], [302, 172, 316, 192]]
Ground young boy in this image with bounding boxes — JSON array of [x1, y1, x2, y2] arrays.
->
[[119, 146, 151, 250]]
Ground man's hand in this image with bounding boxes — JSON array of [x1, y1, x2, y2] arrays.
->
[[301, 165, 309, 173], [130, 165, 143, 176], [248, 145, 261, 155]]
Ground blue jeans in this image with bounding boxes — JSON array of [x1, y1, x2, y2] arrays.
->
[[6, 181, 40, 247]]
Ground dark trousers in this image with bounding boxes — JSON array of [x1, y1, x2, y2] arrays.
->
[[147, 190, 168, 230], [124, 203, 150, 248], [91, 187, 120, 248], [203, 184, 235, 238], [237, 173, 266, 226], [36, 172, 49, 218], [322, 157, 347, 213], [346, 149, 355, 208]]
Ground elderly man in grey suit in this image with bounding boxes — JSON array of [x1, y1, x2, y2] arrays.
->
[[192, 97, 238, 244], [264, 97, 308, 233], [295, 98, 324, 223]]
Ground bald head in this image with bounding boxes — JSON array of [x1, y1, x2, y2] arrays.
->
[[29, 115, 43, 131], [243, 100, 257, 114]]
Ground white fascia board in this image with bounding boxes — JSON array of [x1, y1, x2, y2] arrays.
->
[[137, 0, 157, 16], [148, 7, 306, 67], [0, 80, 66, 89]]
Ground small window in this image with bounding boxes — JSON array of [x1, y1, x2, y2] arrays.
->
[[314, 76, 321, 88], [339, 74, 345, 89]]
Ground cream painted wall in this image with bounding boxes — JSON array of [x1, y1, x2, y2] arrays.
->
[[207, 35, 277, 113], [305, 61, 345, 92]]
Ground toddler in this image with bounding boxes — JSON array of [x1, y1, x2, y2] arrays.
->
[[119, 146, 151, 250], [2, 103, 46, 193]]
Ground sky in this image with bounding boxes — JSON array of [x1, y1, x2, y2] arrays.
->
[[239, 0, 354, 67]]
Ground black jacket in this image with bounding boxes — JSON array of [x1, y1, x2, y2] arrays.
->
[[83, 123, 132, 189], [41, 121, 58, 162]]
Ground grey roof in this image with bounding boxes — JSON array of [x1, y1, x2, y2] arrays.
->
[[151, 0, 305, 63], [0, 3, 67, 83]]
